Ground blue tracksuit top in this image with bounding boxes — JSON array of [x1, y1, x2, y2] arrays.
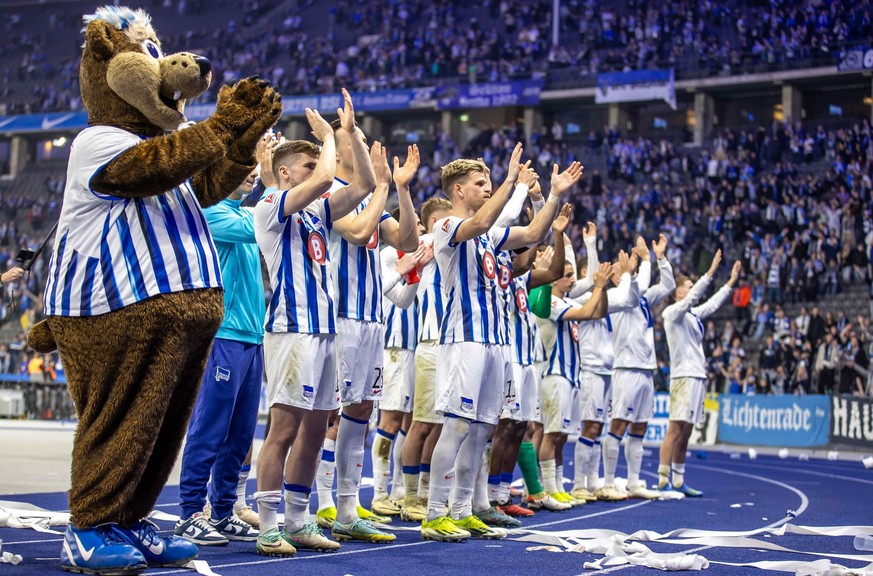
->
[[203, 197, 265, 345]]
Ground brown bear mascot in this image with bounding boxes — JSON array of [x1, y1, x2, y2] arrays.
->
[[26, 6, 281, 574]]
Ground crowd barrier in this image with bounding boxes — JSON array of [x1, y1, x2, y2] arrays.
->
[[649, 391, 873, 451], [2, 374, 872, 451]]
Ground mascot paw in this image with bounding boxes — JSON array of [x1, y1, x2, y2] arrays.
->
[[27, 320, 58, 353], [214, 76, 282, 136]]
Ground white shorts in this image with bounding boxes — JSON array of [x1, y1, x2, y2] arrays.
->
[[381, 347, 415, 413], [413, 340, 441, 424], [669, 377, 707, 424], [435, 342, 506, 425], [263, 332, 341, 411], [540, 374, 576, 435], [336, 318, 385, 405], [579, 371, 611, 423], [610, 368, 655, 423], [503, 363, 540, 422]]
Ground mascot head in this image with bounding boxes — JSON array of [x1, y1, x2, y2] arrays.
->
[[80, 6, 212, 136]]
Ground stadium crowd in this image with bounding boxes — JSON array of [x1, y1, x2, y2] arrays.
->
[[3, 0, 873, 114]]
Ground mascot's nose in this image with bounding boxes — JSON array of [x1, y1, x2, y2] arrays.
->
[[195, 56, 212, 77]]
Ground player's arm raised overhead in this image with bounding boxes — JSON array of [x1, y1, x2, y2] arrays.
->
[[530, 203, 572, 289], [604, 250, 641, 312], [380, 145, 421, 252], [495, 160, 541, 228], [693, 259, 742, 319], [569, 221, 599, 298], [449, 143, 525, 244], [326, 88, 377, 220], [561, 262, 612, 321], [278, 108, 336, 217], [664, 250, 723, 321], [642, 233, 676, 305], [331, 140, 391, 242], [502, 161, 583, 251]]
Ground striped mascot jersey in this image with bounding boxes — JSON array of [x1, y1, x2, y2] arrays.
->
[[415, 234, 443, 342], [434, 217, 510, 345], [510, 271, 544, 366], [44, 126, 222, 317], [384, 300, 418, 350], [545, 295, 582, 386], [327, 179, 391, 323], [254, 189, 335, 334]]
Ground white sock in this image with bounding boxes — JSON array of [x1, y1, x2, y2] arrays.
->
[[418, 464, 431, 501], [541, 458, 557, 494], [335, 413, 367, 524], [625, 434, 644, 489], [671, 462, 686, 488], [390, 429, 407, 501], [575, 437, 594, 490], [282, 483, 310, 533], [587, 440, 601, 489], [316, 438, 336, 511], [426, 417, 470, 521], [371, 429, 394, 499], [234, 465, 251, 511], [603, 433, 621, 485], [402, 466, 420, 506], [556, 464, 565, 493], [449, 422, 491, 519], [254, 490, 281, 534], [499, 473, 511, 505], [472, 443, 491, 514]]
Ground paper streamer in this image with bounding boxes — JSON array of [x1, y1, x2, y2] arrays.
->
[[516, 523, 873, 572], [186, 559, 223, 576], [0, 501, 69, 534]]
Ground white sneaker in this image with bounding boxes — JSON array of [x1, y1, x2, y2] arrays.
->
[[526, 493, 571, 511], [174, 512, 228, 546], [595, 484, 628, 501], [626, 484, 660, 500], [209, 514, 259, 541]]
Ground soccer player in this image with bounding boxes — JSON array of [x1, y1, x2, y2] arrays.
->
[[570, 239, 638, 502], [422, 150, 583, 542], [399, 196, 453, 523], [599, 234, 674, 501], [252, 92, 379, 556], [370, 210, 431, 515], [313, 121, 419, 541], [660, 251, 741, 495], [539, 250, 612, 506], [488, 203, 569, 518], [175, 138, 272, 545]]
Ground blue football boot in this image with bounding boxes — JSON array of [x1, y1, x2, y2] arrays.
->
[[61, 523, 147, 575]]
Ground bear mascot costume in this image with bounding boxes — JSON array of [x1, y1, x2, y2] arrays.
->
[[26, 6, 281, 574]]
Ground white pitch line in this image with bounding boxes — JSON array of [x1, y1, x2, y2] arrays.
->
[[728, 461, 873, 486]]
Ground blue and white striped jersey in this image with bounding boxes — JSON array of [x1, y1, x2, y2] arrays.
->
[[328, 178, 391, 323], [509, 272, 544, 366], [415, 234, 443, 342], [44, 126, 222, 317], [434, 217, 510, 345], [496, 250, 514, 346], [254, 188, 335, 334], [545, 295, 581, 385], [384, 300, 418, 350]]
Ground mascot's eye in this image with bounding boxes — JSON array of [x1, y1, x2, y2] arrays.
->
[[143, 41, 162, 59]]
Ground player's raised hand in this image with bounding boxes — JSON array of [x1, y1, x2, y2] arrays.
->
[[635, 236, 650, 262], [337, 87, 356, 133], [583, 221, 597, 240], [535, 246, 554, 270], [517, 160, 537, 189], [306, 108, 332, 142], [652, 233, 668, 259], [707, 249, 723, 277], [729, 260, 743, 286], [550, 161, 583, 197], [370, 141, 391, 187], [506, 142, 524, 183], [256, 131, 279, 188], [552, 203, 572, 234], [393, 144, 420, 189], [594, 262, 613, 288]]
